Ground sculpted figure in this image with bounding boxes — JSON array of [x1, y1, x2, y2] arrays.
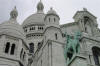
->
[[64, 31, 81, 61]]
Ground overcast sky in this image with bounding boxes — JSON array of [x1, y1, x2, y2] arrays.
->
[[0, 0, 100, 27]]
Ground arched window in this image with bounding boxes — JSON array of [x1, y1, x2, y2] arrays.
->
[[85, 27, 87, 33], [40, 27, 42, 30], [54, 18, 56, 22], [34, 26, 35, 30], [5, 42, 10, 53], [84, 16, 89, 24], [49, 18, 50, 22], [31, 27, 33, 30], [20, 48, 23, 59], [30, 27, 32, 31], [30, 28, 31, 31], [10, 44, 15, 55], [41, 60, 42, 66], [23, 52, 26, 61], [41, 27, 43, 30], [29, 43, 34, 53], [38, 42, 41, 49], [38, 26, 40, 30], [55, 33, 58, 40], [24, 28, 27, 32], [92, 47, 100, 65], [84, 16, 91, 33]]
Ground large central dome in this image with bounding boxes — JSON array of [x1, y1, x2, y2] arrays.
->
[[22, 1, 45, 27], [22, 13, 45, 26]]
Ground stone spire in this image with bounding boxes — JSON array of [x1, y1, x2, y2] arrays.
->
[[10, 6, 18, 20], [83, 8, 87, 11], [37, 0, 44, 13]]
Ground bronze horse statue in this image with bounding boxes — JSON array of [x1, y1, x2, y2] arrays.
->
[[64, 31, 81, 60]]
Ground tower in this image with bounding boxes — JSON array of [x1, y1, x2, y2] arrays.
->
[[0, 7, 28, 66], [44, 8, 60, 28]]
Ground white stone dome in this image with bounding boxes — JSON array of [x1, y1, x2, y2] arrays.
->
[[22, 13, 45, 26], [22, 1, 45, 27], [0, 7, 25, 39], [47, 8, 57, 15], [0, 19, 25, 39], [45, 8, 60, 19]]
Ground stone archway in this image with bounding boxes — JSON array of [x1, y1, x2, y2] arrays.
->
[[92, 46, 100, 66]]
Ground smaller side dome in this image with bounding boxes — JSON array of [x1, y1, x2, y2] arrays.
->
[[10, 6, 18, 20], [45, 8, 60, 20], [0, 7, 25, 40], [47, 8, 57, 15], [44, 7, 60, 28], [37, 1, 44, 13]]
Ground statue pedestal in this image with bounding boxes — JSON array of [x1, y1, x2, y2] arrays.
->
[[67, 55, 87, 66]]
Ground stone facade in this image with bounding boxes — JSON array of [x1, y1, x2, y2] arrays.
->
[[0, 1, 100, 66]]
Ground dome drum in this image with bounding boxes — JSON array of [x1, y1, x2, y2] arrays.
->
[[44, 14, 60, 21]]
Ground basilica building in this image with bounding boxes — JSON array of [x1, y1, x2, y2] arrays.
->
[[0, 1, 100, 66]]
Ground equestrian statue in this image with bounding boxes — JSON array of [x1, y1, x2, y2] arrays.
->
[[64, 31, 82, 61]]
